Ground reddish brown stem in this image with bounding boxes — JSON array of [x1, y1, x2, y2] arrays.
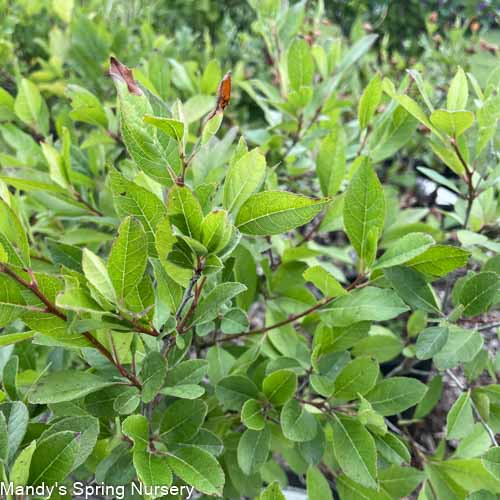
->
[[0, 264, 141, 388]]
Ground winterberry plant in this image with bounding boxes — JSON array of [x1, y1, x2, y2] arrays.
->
[[0, 1, 498, 499]]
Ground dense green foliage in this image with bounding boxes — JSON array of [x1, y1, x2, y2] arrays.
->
[[0, 0, 499, 499]]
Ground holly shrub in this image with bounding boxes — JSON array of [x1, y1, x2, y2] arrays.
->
[[0, 0, 499, 499]]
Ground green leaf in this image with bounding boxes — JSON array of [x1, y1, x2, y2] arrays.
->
[[241, 399, 266, 430], [160, 399, 207, 443], [483, 447, 500, 480], [262, 369, 297, 407], [307, 466, 333, 500], [447, 67, 468, 111], [201, 210, 232, 254], [365, 377, 428, 416], [114, 387, 141, 415], [67, 84, 108, 128], [384, 266, 441, 314], [235, 191, 329, 236], [28, 431, 79, 486], [394, 94, 438, 136], [316, 126, 346, 196], [82, 248, 116, 304], [201, 59, 222, 94], [430, 109, 474, 137], [166, 359, 208, 387], [0, 412, 7, 462], [109, 169, 167, 255], [41, 141, 70, 189], [288, 38, 314, 91], [191, 282, 247, 326], [140, 352, 167, 403], [303, 265, 347, 297], [434, 326, 483, 370], [166, 446, 225, 496], [167, 185, 204, 240], [10, 440, 36, 487], [331, 414, 377, 488], [323, 287, 409, 327], [221, 308, 249, 334], [143, 114, 184, 143], [373, 233, 435, 270], [414, 375, 443, 420], [122, 414, 149, 451], [40, 415, 99, 469], [379, 465, 425, 498], [223, 148, 266, 215], [0, 331, 34, 347], [29, 371, 117, 404], [359, 74, 382, 129], [108, 216, 147, 304], [280, 399, 317, 442], [343, 157, 385, 266], [334, 357, 379, 400], [14, 79, 48, 135], [406, 245, 469, 277], [237, 426, 271, 474], [1, 401, 29, 462], [459, 272, 499, 317], [447, 391, 474, 440], [259, 481, 286, 500], [134, 450, 173, 487], [112, 70, 172, 184], [216, 375, 259, 410], [416, 326, 449, 360]]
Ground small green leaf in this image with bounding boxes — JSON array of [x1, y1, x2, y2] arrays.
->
[[167, 185, 204, 240], [459, 272, 499, 317], [365, 377, 427, 416], [108, 216, 148, 304], [236, 191, 329, 236], [384, 266, 441, 313], [331, 414, 378, 488], [447, 67, 468, 111], [373, 233, 435, 270], [430, 109, 474, 137], [303, 266, 347, 297], [28, 431, 79, 486], [323, 287, 409, 327], [280, 399, 317, 442], [307, 466, 333, 500], [334, 357, 379, 400], [122, 414, 149, 451], [143, 114, 184, 143], [166, 446, 225, 496], [288, 38, 314, 91], [29, 371, 117, 404], [160, 399, 207, 443], [10, 440, 36, 487], [416, 326, 449, 360], [134, 450, 173, 487], [223, 148, 266, 215], [237, 426, 271, 474], [447, 391, 474, 440], [140, 352, 167, 403], [316, 126, 346, 196], [241, 399, 266, 430], [262, 369, 297, 407], [343, 157, 385, 266], [359, 73, 382, 129]]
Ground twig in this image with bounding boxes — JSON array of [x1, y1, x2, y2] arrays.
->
[[446, 369, 498, 447], [209, 275, 365, 346], [450, 138, 475, 229], [72, 190, 103, 217]]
